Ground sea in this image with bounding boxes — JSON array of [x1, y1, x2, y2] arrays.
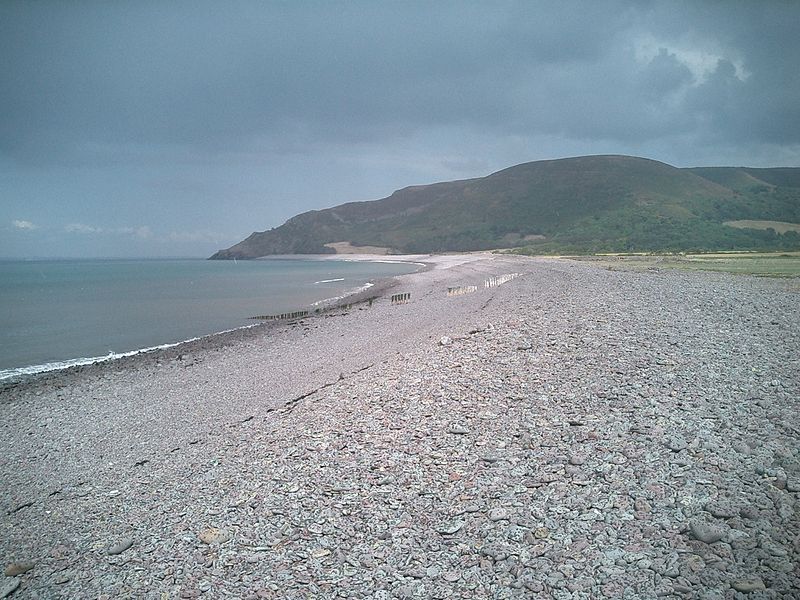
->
[[0, 258, 421, 381]]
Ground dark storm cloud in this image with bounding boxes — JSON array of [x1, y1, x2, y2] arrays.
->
[[0, 2, 614, 157], [3, 0, 796, 164]]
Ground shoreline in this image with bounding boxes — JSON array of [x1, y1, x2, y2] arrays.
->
[[2, 255, 797, 598], [0, 251, 508, 403], [0, 254, 437, 391]]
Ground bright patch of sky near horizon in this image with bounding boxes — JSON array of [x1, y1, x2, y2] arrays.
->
[[2, 1, 799, 258]]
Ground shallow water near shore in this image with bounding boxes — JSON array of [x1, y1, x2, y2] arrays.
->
[[0, 257, 419, 379]]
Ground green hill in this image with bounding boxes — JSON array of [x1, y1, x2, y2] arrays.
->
[[689, 167, 800, 190], [211, 155, 800, 258]]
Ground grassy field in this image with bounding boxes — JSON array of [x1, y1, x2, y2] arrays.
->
[[724, 220, 800, 234], [570, 251, 800, 278]]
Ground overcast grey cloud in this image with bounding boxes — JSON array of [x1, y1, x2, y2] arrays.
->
[[1, 1, 799, 257]]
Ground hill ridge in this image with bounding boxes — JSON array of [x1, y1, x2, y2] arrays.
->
[[211, 155, 800, 258]]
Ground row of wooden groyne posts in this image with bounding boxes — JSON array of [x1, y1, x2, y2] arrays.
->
[[251, 273, 520, 321], [446, 272, 521, 296]]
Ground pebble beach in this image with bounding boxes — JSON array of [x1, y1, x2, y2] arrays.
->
[[1, 254, 798, 599]]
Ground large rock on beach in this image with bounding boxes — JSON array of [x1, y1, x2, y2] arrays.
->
[[3, 562, 34, 577]]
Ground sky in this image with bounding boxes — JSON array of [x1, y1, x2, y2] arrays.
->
[[2, 1, 799, 258]]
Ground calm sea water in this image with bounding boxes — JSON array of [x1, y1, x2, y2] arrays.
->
[[0, 258, 419, 379]]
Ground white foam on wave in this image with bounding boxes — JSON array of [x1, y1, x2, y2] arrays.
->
[[310, 282, 374, 307], [314, 278, 345, 284], [0, 323, 262, 382]]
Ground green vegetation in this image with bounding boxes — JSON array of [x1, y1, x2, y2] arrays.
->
[[571, 252, 800, 278], [723, 220, 800, 234], [512, 206, 800, 255], [211, 155, 800, 259]]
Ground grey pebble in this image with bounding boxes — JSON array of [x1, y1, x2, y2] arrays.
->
[[731, 440, 751, 454], [689, 521, 725, 544], [739, 506, 759, 520], [487, 508, 510, 522], [731, 578, 766, 593], [198, 528, 231, 545], [533, 527, 550, 539], [706, 501, 737, 519], [524, 580, 544, 593], [667, 436, 687, 452], [106, 537, 134, 555], [3, 562, 34, 577], [436, 520, 464, 535], [447, 424, 470, 435]]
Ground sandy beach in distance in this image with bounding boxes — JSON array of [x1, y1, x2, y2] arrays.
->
[[1, 253, 798, 598]]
